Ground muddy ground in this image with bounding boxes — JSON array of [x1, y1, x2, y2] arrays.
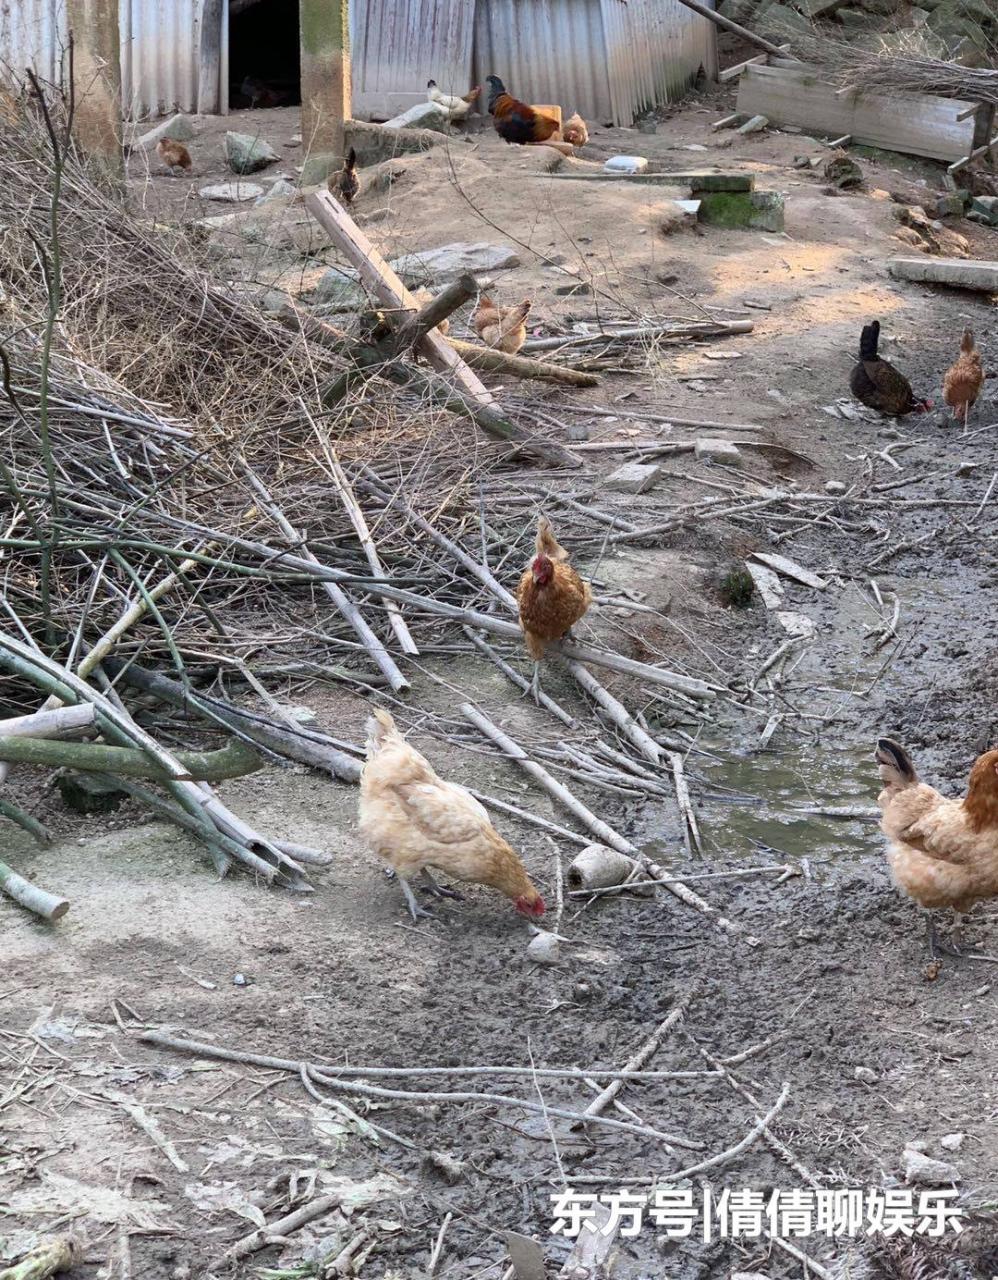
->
[[4, 70, 998, 1280]]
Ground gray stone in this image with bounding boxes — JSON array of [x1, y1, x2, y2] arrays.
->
[[604, 155, 648, 173], [225, 131, 280, 175], [130, 113, 195, 150], [682, 171, 754, 192], [836, 6, 883, 25], [738, 114, 769, 135], [758, 1, 816, 35], [255, 178, 298, 204], [695, 439, 743, 466], [637, 119, 659, 134], [199, 181, 264, 203], [940, 1132, 965, 1151], [902, 1146, 961, 1186], [555, 281, 593, 296], [718, 0, 758, 19], [606, 462, 662, 493], [698, 190, 785, 231], [935, 192, 968, 218], [527, 932, 562, 965], [309, 267, 366, 310], [383, 101, 450, 133], [969, 195, 998, 226], [389, 242, 521, 284], [853, 1066, 878, 1083], [825, 479, 848, 494], [346, 119, 445, 167], [888, 256, 998, 291]]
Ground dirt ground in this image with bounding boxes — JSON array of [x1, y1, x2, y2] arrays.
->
[[4, 70, 998, 1280]]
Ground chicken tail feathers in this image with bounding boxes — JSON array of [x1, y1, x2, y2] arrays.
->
[[535, 514, 568, 562], [859, 321, 881, 362], [876, 737, 918, 786]]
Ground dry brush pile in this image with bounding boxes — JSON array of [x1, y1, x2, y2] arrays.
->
[[0, 77, 728, 924]]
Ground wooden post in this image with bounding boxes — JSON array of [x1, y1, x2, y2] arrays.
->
[[66, 0, 123, 183], [197, 0, 225, 114], [299, 0, 351, 185]]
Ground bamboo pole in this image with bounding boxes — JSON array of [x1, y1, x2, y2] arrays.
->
[[0, 859, 68, 922], [0, 735, 261, 781], [445, 337, 600, 387]]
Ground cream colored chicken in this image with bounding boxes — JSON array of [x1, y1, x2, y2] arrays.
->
[[876, 737, 998, 954], [359, 709, 545, 921]]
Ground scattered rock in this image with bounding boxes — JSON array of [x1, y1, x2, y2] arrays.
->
[[604, 155, 648, 173], [130, 112, 195, 150], [940, 1132, 965, 1151], [738, 114, 769, 135], [383, 101, 450, 133], [695, 438, 743, 466], [56, 771, 128, 815], [555, 281, 593, 296], [825, 479, 848, 494], [606, 461, 662, 493], [389, 242, 521, 284], [347, 119, 445, 166], [902, 1146, 961, 1186], [421, 1150, 466, 1183], [527, 932, 562, 965], [824, 150, 863, 189], [637, 119, 659, 134], [309, 267, 367, 311], [935, 191, 968, 218], [225, 131, 280, 174], [893, 204, 970, 257], [255, 178, 298, 204], [778, 611, 817, 638], [969, 195, 998, 226], [854, 1066, 878, 1083], [198, 181, 264, 203]]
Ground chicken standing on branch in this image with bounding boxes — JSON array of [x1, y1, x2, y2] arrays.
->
[[486, 75, 560, 145], [329, 148, 359, 205], [875, 737, 998, 956], [359, 710, 546, 922], [943, 328, 984, 430], [517, 515, 592, 702], [156, 138, 192, 174], [849, 320, 930, 417], [427, 80, 481, 124], [471, 295, 531, 355]]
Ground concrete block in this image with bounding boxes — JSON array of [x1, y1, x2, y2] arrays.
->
[[698, 190, 785, 231], [888, 256, 998, 290], [606, 462, 662, 493], [695, 439, 743, 466]]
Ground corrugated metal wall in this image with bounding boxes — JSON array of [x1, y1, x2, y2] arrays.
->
[[471, 0, 713, 127], [0, 0, 197, 117], [1, 0, 67, 84], [1, 0, 713, 124], [471, 0, 612, 127], [350, 0, 475, 121], [120, 0, 200, 117]]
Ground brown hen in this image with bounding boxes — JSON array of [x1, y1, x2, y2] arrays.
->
[[943, 328, 983, 430], [517, 515, 592, 700]]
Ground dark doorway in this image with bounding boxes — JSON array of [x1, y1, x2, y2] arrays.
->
[[228, 0, 301, 109]]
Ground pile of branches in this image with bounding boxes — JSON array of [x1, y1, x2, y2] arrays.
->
[[0, 75, 725, 923], [802, 32, 998, 105]]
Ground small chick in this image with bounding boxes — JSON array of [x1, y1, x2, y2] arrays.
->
[[330, 147, 359, 205], [471, 295, 531, 356], [157, 137, 192, 174], [561, 112, 588, 146]]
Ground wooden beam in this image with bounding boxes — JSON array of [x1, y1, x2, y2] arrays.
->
[[299, 0, 350, 183], [718, 48, 789, 83], [737, 63, 978, 163], [303, 191, 579, 466], [197, 0, 224, 114], [887, 256, 998, 291], [670, 0, 791, 55], [66, 0, 123, 183]]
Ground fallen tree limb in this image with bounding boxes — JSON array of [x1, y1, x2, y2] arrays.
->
[[445, 336, 600, 387], [0, 734, 261, 781], [0, 856, 68, 921], [521, 320, 753, 353], [671, 0, 790, 56], [0, 703, 95, 738], [142, 1029, 705, 1150], [0, 1235, 81, 1280], [304, 192, 578, 468]]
